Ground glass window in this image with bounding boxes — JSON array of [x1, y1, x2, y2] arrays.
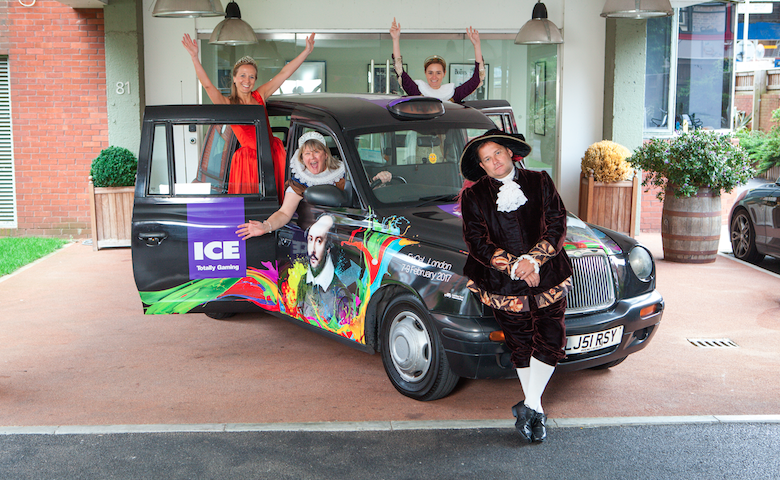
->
[[645, 16, 673, 130], [198, 34, 561, 181], [353, 125, 488, 205], [147, 122, 261, 196], [645, 2, 735, 134]]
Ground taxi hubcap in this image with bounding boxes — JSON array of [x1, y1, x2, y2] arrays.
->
[[388, 311, 432, 383]]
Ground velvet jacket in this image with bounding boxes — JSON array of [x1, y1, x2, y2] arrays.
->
[[460, 168, 573, 302]]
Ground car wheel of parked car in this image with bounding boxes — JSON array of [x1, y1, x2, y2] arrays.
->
[[379, 294, 459, 401], [730, 209, 764, 264], [205, 312, 236, 320], [588, 356, 627, 370]]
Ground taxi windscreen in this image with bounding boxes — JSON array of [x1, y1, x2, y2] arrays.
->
[[354, 126, 488, 205]]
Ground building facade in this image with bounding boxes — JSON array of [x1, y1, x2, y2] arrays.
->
[[1, 0, 744, 238]]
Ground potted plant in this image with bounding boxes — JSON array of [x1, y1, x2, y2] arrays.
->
[[579, 140, 639, 237], [88, 146, 138, 251], [628, 130, 754, 263]]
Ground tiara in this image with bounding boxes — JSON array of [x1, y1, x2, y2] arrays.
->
[[234, 56, 257, 68]]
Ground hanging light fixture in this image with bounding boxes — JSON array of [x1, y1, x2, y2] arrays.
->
[[152, 0, 225, 18], [600, 0, 673, 19], [514, 1, 563, 45], [209, 1, 258, 46]]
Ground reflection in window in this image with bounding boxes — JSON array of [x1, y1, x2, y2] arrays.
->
[[645, 16, 672, 130], [645, 2, 735, 133]]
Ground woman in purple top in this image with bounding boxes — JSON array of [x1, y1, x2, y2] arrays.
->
[[390, 18, 485, 103]]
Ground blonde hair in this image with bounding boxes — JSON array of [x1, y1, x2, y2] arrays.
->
[[229, 56, 258, 104], [298, 139, 341, 172]]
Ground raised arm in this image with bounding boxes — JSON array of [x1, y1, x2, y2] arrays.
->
[[390, 18, 404, 76], [182, 33, 229, 105], [467, 27, 484, 66], [255, 33, 316, 102]]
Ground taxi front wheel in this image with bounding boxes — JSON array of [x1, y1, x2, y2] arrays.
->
[[379, 294, 459, 401]]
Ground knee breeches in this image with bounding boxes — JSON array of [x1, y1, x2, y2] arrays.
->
[[493, 297, 567, 368]]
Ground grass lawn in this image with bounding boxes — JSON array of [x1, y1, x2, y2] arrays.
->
[[0, 237, 69, 276]]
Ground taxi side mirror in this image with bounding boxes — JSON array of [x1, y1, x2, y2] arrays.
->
[[304, 184, 350, 208]]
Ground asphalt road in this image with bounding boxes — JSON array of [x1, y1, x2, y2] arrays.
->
[[1, 422, 778, 480]]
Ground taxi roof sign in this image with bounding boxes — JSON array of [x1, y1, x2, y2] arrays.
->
[[387, 97, 445, 120]]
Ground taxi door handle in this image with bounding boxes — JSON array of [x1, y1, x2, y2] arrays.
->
[[138, 231, 168, 246]]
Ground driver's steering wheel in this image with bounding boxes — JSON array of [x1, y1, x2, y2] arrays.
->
[[370, 175, 407, 189]]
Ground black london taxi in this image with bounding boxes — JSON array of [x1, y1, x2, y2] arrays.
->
[[131, 94, 664, 401]]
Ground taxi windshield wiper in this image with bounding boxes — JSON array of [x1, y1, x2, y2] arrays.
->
[[415, 193, 458, 207]]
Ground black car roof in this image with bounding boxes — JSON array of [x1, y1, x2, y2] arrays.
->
[[142, 104, 269, 123], [266, 93, 495, 131]]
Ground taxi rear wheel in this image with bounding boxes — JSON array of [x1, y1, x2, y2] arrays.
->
[[379, 294, 459, 401]]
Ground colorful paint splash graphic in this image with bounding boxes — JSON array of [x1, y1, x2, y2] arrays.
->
[[140, 211, 417, 346], [139, 262, 280, 315]]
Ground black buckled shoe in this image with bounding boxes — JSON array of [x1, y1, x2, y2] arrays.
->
[[531, 411, 548, 442], [510, 401, 535, 443]]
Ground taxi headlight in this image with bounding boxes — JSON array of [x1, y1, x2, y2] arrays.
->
[[628, 246, 653, 281]]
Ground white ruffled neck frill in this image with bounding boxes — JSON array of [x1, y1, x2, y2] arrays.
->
[[290, 151, 345, 187], [414, 80, 456, 101], [495, 168, 527, 213]]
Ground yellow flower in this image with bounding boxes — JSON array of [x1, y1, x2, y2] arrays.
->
[[581, 140, 634, 183]]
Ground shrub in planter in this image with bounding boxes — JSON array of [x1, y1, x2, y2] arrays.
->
[[579, 140, 638, 236], [580, 140, 634, 182], [628, 130, 754, 201], [628, 130, 754, 263], [90, 146, 137, 187]]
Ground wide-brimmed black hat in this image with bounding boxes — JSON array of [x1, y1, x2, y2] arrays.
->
[[459, 129, 532, 182]]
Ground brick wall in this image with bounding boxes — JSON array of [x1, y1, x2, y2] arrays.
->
[[758, 94, 780, 132], [1, 1, 106, 238]]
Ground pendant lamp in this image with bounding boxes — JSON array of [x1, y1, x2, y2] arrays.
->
[[152, 0, 224, 18], [601, 0, 673, 19], [209, 1, 258, 45], [514, 1, 563, 45]]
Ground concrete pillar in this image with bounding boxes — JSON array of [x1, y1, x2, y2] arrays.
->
[[104, 0, 145, 156], [603, 18, 647, 236], [603, 18, 646, 151]]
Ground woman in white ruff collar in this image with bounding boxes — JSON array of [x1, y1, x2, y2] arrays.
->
[[237, 132, 391, 240], [389, 18, 485, 103]]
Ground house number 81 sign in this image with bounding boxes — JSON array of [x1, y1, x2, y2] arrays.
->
[[116, 82, 130, 95]]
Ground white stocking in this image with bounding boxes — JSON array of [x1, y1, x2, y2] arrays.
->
[[524, 357, 555, 413], [515, 367, 530, 396]]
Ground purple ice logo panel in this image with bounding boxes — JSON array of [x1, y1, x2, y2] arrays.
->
[[187, 198, 247, 279]]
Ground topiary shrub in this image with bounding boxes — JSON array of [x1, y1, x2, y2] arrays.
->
[[90, 146, 138, 187]]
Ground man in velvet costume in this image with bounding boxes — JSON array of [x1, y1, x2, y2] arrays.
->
[[459, 129, 572, 443]]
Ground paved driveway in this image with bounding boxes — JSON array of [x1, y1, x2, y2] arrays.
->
[[0, 233, 778, 428]]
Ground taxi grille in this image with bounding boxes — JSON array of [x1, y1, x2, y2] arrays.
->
[[566, 253, 616, 315]]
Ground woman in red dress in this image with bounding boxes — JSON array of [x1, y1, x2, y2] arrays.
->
[[182, 33, 316, 201]]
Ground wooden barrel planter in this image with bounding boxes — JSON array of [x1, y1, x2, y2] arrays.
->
[[578, 172, 639, 237], [661, 187, 721, 263]]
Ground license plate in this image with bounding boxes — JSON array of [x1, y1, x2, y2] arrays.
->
[[565, 326, 624, 355]]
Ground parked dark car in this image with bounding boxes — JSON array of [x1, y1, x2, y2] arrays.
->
[[730, 175, 780, 263], [131, 94, 664, 401]]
